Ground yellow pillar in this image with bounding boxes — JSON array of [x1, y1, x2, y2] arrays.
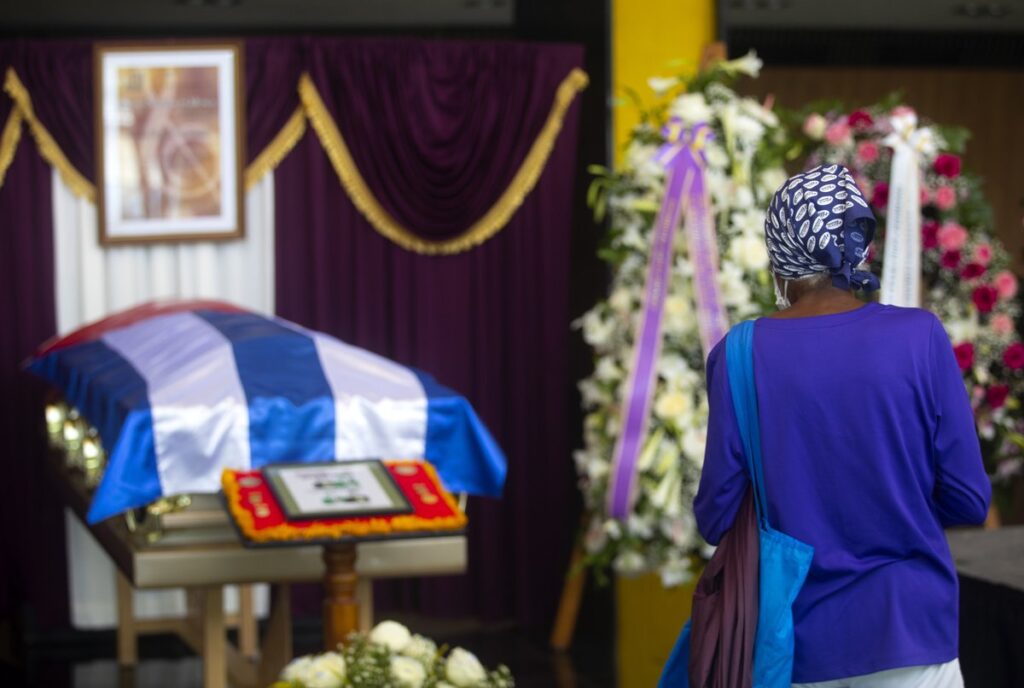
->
[[610, 4, 714, 684], [612, 0, 716, 164]]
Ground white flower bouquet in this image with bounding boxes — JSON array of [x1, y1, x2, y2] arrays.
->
[[274, 621, 513, 688], [578, 52, 790, 586]]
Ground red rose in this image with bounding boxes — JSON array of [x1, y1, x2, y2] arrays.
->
[[972, 285, 999, 313], [848, 110, 874, 129], [986, 384, 1011, 409], [933, 153, 962, 178], [1004, 342, 1024, 370], [961, 263, 986, 280], [954, 342, 975, 372], [941, 250, 961, 269], [872, 182, 889, 208]]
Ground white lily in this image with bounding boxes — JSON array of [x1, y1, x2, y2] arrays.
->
[[719, 50, 763, 78], [647, 75, 679, 95]]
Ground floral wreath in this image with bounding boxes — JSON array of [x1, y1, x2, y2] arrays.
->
[[577, 53, 787, 585], [796, 101, 1023, 509]]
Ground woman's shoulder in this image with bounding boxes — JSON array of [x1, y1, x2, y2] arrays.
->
[[870, 303, 942, 331]]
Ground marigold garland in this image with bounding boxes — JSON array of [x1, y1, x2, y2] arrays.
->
[[222, 460, 467, 544]]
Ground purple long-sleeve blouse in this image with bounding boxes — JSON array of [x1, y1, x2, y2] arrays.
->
[[694, 302, 991, 683]]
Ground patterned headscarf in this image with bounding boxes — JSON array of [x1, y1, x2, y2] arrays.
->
[[764, 163, 880, 292]]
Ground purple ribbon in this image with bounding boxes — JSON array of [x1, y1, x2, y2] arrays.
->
[[606, 119, 729, 519]]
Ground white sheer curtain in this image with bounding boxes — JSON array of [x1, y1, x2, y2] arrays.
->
[[53, 169, 275, 628]]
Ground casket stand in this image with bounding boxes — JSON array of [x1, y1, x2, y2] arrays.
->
[[48, 447, 467, 688], [29, 302, 502, 688]]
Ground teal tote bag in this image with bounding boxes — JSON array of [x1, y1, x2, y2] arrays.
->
[[658, 321, 814, 687], [727, 320, 814, 688]]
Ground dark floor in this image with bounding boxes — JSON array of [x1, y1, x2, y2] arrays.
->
[[6, 572, 1023, 687], [0, 593, 617, 688]]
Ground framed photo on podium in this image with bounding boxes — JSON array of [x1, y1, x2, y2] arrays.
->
[[264, 460, 414, 522], [221, 459, 467, 548], [94, 41, 245, 244]]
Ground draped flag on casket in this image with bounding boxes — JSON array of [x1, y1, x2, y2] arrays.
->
[[28, 301, 507, 523]]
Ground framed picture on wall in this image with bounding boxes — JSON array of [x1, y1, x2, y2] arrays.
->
[[94, 42, 245, 244]]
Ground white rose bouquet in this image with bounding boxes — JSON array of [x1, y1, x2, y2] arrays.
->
[[274, 621, 514, 688], [578, 52, 790, 586]]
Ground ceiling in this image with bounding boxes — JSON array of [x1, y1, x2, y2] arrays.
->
[[721, 0, 1024, 33], [0, 0, 515, 32]]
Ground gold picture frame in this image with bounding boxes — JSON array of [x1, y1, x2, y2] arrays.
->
[[94, 41, 246, 244]]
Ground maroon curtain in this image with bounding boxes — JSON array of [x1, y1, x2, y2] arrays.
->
[[0, 37, 585, 631], [0, 39, 304, 629], [275, 39, 584, 628], [0, 125, 64, 629]]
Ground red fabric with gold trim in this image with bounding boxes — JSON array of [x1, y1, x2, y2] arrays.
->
[[35, 299, 245, 356], [222, 460, 466, 544]]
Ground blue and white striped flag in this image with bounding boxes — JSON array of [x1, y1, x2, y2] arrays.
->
[[29, 302, 506, 523]]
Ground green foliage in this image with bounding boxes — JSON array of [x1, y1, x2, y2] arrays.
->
[[935, 125, 971, 154]]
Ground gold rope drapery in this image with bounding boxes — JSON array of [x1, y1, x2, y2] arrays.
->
[[299, 67, 589, 255], [1, 66, 302, 199], [0, 106, 22, 189], [243, 106, 306, 191], [3, 68, 96, 201], [1, 64, 589, 255]]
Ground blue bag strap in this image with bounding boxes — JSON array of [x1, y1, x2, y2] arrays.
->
[[725, 320, 770, 527]]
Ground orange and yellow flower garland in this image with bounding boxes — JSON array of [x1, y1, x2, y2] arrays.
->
[[222, 460, 467, 544]]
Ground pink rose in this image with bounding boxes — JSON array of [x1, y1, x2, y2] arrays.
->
[[935, 185, 957, 210], [891, 105, 917, 118], [920, 187, 931, 205], [991, 314, 1015, 336], [974, 243, 993, 266], [933, 153, 962, 178], [825, 121, 852, 146], [857, 141, 879, 163], [995, 270, 1019, 299], [937, 223, 968, 251]]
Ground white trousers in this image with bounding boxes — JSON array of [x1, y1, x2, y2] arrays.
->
[[792, 659, 963, 688]]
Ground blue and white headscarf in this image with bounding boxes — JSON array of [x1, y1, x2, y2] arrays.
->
[[764, 163, 880, 292]]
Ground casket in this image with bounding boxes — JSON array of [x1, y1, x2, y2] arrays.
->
[[28, 300, 506, 524]]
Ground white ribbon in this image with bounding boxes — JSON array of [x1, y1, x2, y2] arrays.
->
[[880, 113, 936, 307]]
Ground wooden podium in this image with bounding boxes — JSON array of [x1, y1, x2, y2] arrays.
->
[[221, 461, 468, 654], [322, 542, 360, 650], [50, 454, 468, 688]]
